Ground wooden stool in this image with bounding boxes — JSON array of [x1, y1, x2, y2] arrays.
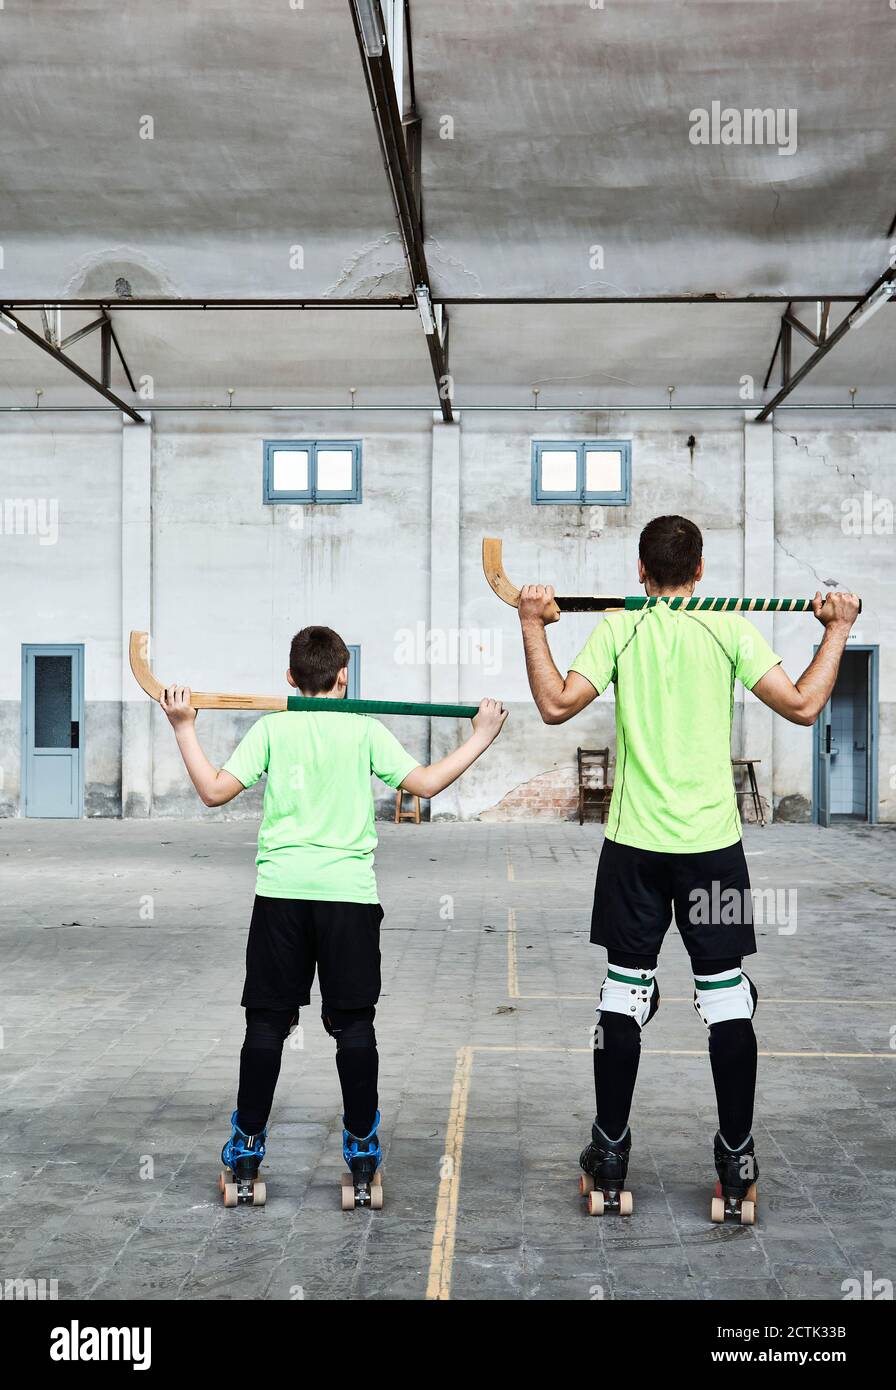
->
[[732, 758, 764, 826], [577, 747, 612, 824], [394, 789, 422, 824]]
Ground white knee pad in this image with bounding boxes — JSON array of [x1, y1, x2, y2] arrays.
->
[[693, 968, 757, 1027], [598, 964, 659, 1027]]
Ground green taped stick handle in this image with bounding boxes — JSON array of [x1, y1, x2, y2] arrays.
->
[[286, 695, 479, 718], [622, 596, 863, 614]]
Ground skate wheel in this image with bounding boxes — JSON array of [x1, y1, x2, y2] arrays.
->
[[370, 1184, 384, 1210], [746, 1182, 758, 1204], [341, 1183, 356, 1211], [222, 1182, 239, 1208], [578, 1173, 594, 1196], [587, 1190, 605, 1216], [372, 1170, 383, 1187], [618, 1190, 634, 1216], [740, 1199, 755, 1226], [714, 1180, 723, 1198], [218, 1171, 226, 1193], [252, 1182, 266, 1207], [711, 1196, 725, 1223]]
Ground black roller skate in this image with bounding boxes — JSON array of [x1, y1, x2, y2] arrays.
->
[[340, 1110, 383, 1211], [578, 1121, 633, 1216], [219, 1110, 267, 1207], [711, 1131, 758, 1226]]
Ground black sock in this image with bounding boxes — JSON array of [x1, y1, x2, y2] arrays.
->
[[337, 1046, 379, 1138], [594, 1012, 642, 1139], [708, 1019, 757, 1150], [235, 1008, 293, 1134]]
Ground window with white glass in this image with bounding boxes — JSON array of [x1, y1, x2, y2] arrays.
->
[[263, 441, 362, 504], [531, 441, 630, 505]]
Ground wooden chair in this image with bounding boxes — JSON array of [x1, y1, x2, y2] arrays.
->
[[577, 747, 612, 824], [732, 758, 765, 826], [394, 789, 422, 824]]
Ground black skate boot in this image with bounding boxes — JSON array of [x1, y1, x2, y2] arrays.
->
[[578, 1121, 633, 1216], [711, 1131, 758, 1225]]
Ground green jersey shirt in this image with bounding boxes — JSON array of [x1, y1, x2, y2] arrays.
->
[[570, 605, 781, 853], [223, 712, 420, 903]]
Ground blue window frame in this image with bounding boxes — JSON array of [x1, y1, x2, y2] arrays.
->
[[346, 646, 360, 699], [263, 440, 362, 504], [532, 440, 631, 505]]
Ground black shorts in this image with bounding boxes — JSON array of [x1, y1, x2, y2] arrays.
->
[[241, 896, 384, 1012], [591, 837, 756, 960]]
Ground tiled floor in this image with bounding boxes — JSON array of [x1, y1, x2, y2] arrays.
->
[[0, 819, 894, 1301]]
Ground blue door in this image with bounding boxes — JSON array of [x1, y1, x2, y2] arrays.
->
[[813, 647, 878, 826], [815, 698, 832, 828], [22, 645, 84, 817]]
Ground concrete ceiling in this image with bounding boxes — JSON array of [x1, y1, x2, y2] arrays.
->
[[0, 1, 893, 404]]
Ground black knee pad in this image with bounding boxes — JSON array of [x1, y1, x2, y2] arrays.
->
[[321, 1005, 376, 1051], [244, 1007, 298, 1050]]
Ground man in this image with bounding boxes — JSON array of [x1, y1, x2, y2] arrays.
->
[[518, 514, 859, 1218]]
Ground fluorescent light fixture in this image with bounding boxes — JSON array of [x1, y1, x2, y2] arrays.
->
[[352, 0, 385, 57], [0, 312, 17, 335], [415, 285, 436, 336], [848, 280, 895, 331]]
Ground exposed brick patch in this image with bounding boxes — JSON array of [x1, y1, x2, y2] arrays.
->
[[480, 765, 582, 822]]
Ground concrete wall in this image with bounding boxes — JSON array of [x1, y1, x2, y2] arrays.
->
[[0, 410, 891, 822], [0, 418, 123, 816]]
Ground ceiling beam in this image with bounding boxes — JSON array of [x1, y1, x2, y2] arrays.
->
[[0, 293, 889, 310], [755, 269, 896, 421], [2, 311, 145, 422], [348, 0, 452, 420]]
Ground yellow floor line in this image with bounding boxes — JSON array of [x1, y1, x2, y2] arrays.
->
[[504, 913, 896, 1004], [426, 1041, 896, 1302], [425, 1045, 473, 1302], [506, 907, 519, 998], [512, 993, 896, 1005], [505, 848, 514, 881]]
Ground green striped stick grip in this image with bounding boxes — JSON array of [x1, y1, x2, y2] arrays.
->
[[623, 596, 862, 614], [286, 696, 479, 718]]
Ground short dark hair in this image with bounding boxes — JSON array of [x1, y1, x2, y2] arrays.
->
[[638, 515, 703, 588], [289, 625, 350, 694]]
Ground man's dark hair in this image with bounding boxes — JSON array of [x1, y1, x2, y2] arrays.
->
[[638, 515, 703, 588], [289, 626, 350, 694]]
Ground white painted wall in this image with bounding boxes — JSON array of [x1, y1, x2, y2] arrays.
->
[[0, 410, 891, 822]]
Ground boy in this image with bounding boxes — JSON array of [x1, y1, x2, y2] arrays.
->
[[160, 624, 507, 1208]]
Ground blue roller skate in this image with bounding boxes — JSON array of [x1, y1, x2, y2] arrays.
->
[[340, 1110, 383, 1210], [219, 1110, 267, 1207]]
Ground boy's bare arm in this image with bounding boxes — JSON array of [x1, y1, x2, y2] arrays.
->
[[159, 685, 245, 807], [400, 698, 508, 798], [752, 591, 860, 726]]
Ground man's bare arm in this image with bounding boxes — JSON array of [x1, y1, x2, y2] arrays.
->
[[519, 584, 599, 724], [751, 591, 860, 726]]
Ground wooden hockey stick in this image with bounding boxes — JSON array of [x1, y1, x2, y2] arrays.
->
[[128, 632, 479, 718], [482, 538, 861, 615]]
